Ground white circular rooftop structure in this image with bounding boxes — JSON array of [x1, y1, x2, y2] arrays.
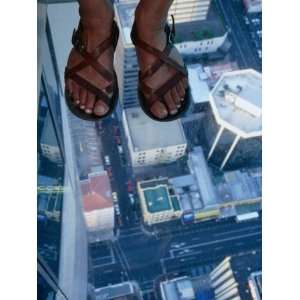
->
[[209, 69, 262, 138]]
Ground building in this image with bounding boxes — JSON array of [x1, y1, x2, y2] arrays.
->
[[38, 2, 89, 299], [210, 253, 262, 300], [159, 252, 261, 300], [159, 275, 214, 300], [114, 1, 139, 108], [123, 107, 187, 167], [169, 146, 261, 222], [204, 69, 262, 170], [174, 3, 228, 57], [243, 0, 262, 14], [248, 271, 262, 300], [94, 281, 142, 300], [40, 111, 63, 164], [80, 170, 115, 243], [169, 0, 212, 23], [114, 0, 227, 108], [137, 178, 182, 225]]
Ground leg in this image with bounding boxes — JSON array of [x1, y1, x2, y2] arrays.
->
[[66, 0, 115, 116], [134, 0, 188, 119]]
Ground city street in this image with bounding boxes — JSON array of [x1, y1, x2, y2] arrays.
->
[[91, 215, 261, 297], [216, 0, 261, 71], [100, 116, 137, 228]]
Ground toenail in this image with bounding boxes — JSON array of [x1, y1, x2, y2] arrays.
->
[[94, 106, 106, 115], [80, 105, 85, 109], [85, 109, 92, 114], [76, 100, 80, 104]]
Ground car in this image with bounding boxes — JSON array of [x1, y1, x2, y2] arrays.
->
[[115, 136, 121, 145], [129, 193, 135, 205], [104, 155, 111, 166], [117, 145, 123, 154], [112, 192, 118, 203]]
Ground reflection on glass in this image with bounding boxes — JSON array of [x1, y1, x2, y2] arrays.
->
[[37, 80, 64, 279]]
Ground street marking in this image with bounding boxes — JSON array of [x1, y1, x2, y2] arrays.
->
[[168, 231, 261, 258], [213, 225, 261, 237]]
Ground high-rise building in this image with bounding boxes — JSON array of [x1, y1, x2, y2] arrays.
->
[[210, 253, 262, 300], [80, 170, 115, 243], [159, 252, 261, 300], [248, 271, 262, 300], [169, 0, 212, 23], [40, 111, 63, 164], [137, 178, 182, 225], [38, 2, 88, 299], [204, 69, 262, 170], [122, 107, 187, 167], [114, 1, 139, 109]]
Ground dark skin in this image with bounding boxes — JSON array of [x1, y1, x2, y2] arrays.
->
[[65, 0, 187, 119]]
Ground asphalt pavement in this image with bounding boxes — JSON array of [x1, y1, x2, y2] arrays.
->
[[91, 214, 261, 296], [216, 0, 261, 71]]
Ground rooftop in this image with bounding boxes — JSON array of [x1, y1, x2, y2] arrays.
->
[[160, 275, 212, 300], [80, 170, 113, 212], [210, 69, 262, 138], [124, 107, 186, 152], [248, 271, 262, 300], [230, 252, 262, 300], [187, 65, 210, 104], [139, 178, 180, 214], [188, 147, 219, 207], [95, 281, 136, 300], [174, 2, 226, 43]]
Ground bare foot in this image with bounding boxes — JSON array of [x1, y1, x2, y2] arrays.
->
[[65, 16, 115, 117], [134, 10, 188, 119]]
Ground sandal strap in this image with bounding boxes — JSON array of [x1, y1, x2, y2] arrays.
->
[[131, 22, 187, 78], [69, 73, 111, 106], [65, 21, 118, 96], [154, 72, 184, 98], [140, 43, 173, 81]]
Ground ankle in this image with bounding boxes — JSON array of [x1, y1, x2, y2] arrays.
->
[[81, 14, 114, 33], [135, 4, 166, 33]]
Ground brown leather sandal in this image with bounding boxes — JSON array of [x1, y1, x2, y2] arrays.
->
[[64, 20, 119, 121], [131, 16, 190, 122]]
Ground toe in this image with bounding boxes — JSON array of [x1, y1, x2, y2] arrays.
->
[[170, 88, 181, 108], [85, 92, 96, 114], [177, 80, 186, 99], [66, 79, 73, 94], [72, 83, 80, 106], [165, 91, 178, 115], [183, 77, 188, 89], [150, 101, 168, 119], [79, 89, 88, 110], [94, 100, 109, 116]]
